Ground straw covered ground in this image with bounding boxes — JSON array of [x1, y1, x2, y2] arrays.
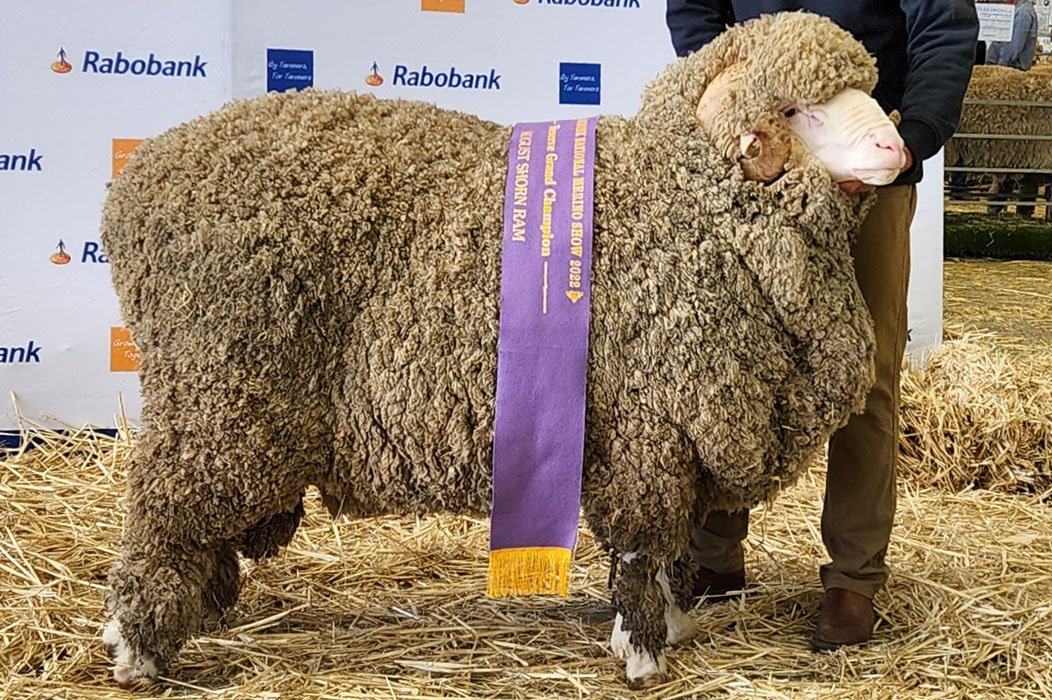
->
[[944, 260, 1052, 353], [2, 260, 1051, 700]]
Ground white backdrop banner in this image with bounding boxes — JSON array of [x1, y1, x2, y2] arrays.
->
[[0, 0, 942, 434]]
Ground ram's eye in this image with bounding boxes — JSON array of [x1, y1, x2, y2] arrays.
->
[[783, 107, 798, 118]]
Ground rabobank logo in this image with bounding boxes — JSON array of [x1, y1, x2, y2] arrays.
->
[[0, 341, 42, 365], [365, 63, 384, 86], [381, 62, 502, 90], [0, 148, 43, 172], [559, 62, 600, 105], [51, 47, 73, 73], [50, 240, 71, 265], [267, 48, 314, 93], [65, 49, 207, 78], [516, 0, 640, 6], [48, 240, 109, 265]]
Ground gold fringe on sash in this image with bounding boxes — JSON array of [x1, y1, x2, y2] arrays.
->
[[486, 547, 572, 598]]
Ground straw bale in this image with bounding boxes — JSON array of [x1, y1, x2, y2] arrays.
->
[[899, 334, 1052, 497], [904, 260, 1052, 496]]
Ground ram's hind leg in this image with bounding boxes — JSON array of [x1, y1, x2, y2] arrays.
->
[[104, 412, 316, 686], [235, 494, 305, 560], [198, 495, 305, 628], [104, 517, 214, 686], [104, 429, 220, 686], [200, 542, 240, 628]]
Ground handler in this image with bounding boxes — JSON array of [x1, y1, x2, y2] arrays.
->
[[667, 0, 979, 650]]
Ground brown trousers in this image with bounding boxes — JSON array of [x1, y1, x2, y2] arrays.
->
[[691, 184, 919, 599]]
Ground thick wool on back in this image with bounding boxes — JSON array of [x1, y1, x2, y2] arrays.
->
[[945, 65, 1052, 170], [101, 12, 877, 562]]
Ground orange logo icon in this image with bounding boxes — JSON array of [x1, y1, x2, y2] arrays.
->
[[112, 138, 144, 178], [422, 0, 465, 11], [51, 47, 73, 74], [110, 327, 142, 372], [514, 0, 529, 4], [365, 62, 383, 87], [50, 240, 71, 265]]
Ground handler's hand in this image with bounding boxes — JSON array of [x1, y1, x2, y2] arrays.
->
[[838, 180, 877, 194], [837, 146, 913, 195]]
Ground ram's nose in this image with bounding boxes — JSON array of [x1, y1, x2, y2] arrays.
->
[[868, 129, 906, 168]]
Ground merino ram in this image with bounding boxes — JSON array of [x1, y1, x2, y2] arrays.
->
[[100, 12, 907, 689]]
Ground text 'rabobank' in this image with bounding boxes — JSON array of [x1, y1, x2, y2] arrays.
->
[[81, 50, 207, 78], [391, 64, 501, 90]]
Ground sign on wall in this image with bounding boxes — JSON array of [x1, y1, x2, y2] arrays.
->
[[976, 2, 1016, 42], [1038, 1, 1052, 44], [0, 0, 944, 436]]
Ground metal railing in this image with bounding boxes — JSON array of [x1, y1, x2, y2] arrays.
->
[[944, 97, 1052, 217]]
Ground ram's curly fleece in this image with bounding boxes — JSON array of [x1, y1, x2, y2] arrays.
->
[[100, 12, 879, 682]]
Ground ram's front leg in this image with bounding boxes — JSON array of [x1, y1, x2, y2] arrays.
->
[[662, 557, 699, 646], [610, 553, 680, 689]]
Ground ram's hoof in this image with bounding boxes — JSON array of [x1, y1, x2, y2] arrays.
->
[[103, 618, 159, 687], [626, 669, 668, 691], [610, 615, 669, 689], [665, 603, 698, 646]]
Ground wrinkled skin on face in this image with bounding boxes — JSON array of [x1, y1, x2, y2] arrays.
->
[[782, 88, 906, 185], [696, 62, 906, 186]]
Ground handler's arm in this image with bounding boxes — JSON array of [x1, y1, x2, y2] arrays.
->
[[896, 0, 980, 176], [666, 0, 735, 56]]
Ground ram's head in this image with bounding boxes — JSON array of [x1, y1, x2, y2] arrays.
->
[[696, 59, 906, 185]]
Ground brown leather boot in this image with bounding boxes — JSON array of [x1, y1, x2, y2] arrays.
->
[[811, 588, 876, 651], [691, 566, 746, 604]]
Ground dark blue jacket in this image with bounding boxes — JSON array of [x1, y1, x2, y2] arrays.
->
[[666, 0, 980, 183]]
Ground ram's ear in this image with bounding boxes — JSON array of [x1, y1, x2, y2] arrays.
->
[[738, 123, 791, 183]]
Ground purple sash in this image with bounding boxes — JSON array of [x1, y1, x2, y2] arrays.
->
[[488, 117, 598, 597]]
